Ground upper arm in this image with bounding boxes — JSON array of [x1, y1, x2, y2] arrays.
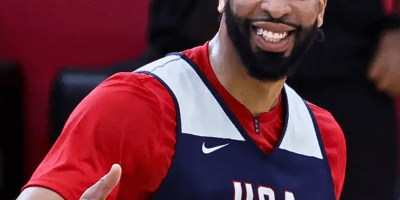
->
[[18, 187, 65, 200], [309, 104, 347, 200], [19, 73, 172, 200]]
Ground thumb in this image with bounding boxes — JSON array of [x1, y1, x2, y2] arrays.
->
[[80, 164, 122, 200]]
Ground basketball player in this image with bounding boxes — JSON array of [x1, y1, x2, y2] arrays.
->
[[17, 0, 346, 199]]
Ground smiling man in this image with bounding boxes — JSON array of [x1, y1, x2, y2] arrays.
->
[[17, 0, 346, 199]]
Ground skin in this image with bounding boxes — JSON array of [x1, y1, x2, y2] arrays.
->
[[17, 0, 327, 199], [17, 164, 122, 200], [368, 28, 400, 97], [210, 0, 326, 116]]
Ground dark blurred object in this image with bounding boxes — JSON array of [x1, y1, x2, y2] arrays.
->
[[50, 68, 111, 144], [287, 0, 399, 199], [49, 0, 220, 144], [146, 0, 219, 57], [0, 61, 23, 200], [111, 0, 220, 72]]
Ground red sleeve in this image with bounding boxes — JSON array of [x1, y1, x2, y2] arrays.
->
[[22, 72, 177, 200], [309, 103, 347, 200]]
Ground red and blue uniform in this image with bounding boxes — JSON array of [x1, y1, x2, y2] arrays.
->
[[23, 43, 346, 200]]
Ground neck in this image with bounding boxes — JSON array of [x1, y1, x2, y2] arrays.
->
[[208, 26, 285, 117]]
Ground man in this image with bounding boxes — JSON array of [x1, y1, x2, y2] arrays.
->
[[286, 0, 400, 199], [18, 0, 346, 199]]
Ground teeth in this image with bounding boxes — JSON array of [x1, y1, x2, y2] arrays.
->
[[256, 28, 289, 43], [257, 28, 263, 36]]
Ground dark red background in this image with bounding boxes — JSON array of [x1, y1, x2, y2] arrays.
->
[[0, 0, 398, 182], [0, 0, 150, 180]]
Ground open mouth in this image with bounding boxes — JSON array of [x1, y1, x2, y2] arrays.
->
[[251, 25, 296, 52], [254, 27, 295, 43]]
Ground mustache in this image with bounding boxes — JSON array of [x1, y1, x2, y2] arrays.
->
[[250, 18, 301, 29], [246, 10, 301, 29]]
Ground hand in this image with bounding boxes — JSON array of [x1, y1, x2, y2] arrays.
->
[[368, 29, 400, 96], [80, 164, 122, 200]]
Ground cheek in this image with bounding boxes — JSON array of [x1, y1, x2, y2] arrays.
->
[[250, 35, 259, 52], [291, 2, 320, 27], [284, 37, 296, 57], [231, 0, 260, 18]]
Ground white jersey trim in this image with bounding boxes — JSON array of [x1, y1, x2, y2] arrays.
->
[[136, 55, 245, 141], [135, 54, 323, 159]]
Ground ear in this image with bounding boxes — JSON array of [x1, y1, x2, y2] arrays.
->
[[218, 0, 227, 13], [317, 0, 327, 27]]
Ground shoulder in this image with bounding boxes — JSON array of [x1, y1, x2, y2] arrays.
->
[[306, 101, 346, 199], [87, 72, 171, 107], [306, 102, 344, 143], [79, 71, 178, 198], [74, 72, 176, 122], [24, 72, 177, 199], [305, 101, 346, 155], [66, 72, 175, 135], [94, 72, 178, 199]]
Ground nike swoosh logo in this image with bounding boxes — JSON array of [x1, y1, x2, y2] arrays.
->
[[202, 142, 229, 154]]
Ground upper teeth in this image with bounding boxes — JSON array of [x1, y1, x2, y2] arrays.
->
[[257, 28, 288, 43]]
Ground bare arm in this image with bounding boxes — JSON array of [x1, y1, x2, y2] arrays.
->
[[17, 164, 121, 200], [17, 187, 65, 200]]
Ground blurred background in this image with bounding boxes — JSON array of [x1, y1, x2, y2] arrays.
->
[[0, 0, 399, 200]]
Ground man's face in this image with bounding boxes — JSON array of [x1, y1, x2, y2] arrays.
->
[[222, 0, 325, 81]]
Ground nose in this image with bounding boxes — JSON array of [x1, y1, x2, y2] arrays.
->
[[260, 0, 292, 19]]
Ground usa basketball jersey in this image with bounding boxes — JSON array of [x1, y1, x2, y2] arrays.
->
[[135, 53, 336, 200]]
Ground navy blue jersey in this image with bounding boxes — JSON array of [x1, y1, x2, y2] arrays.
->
[[136, 53, 336, 200]]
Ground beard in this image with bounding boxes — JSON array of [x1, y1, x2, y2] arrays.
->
[[224, 1, 319, 82]]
